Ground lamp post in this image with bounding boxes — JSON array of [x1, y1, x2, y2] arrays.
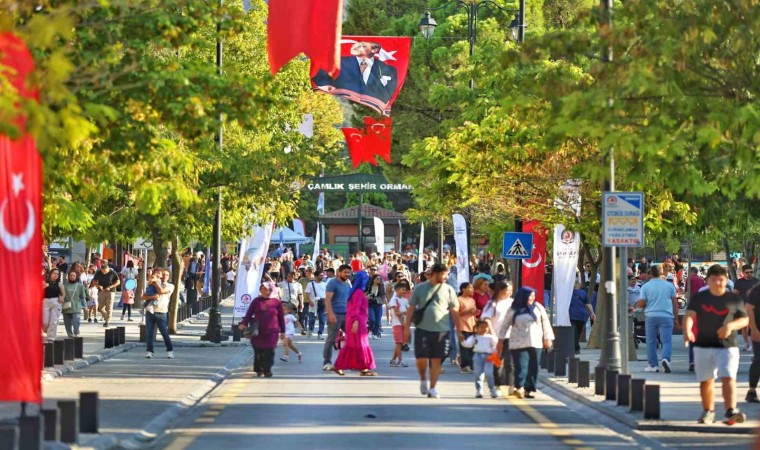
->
[[203, 0, 224, 343], [419, 0, 526, 282]]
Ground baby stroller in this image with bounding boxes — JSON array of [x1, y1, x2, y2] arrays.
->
[[632, 307, 662, 350]]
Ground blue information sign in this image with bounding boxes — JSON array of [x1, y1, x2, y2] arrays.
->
[[502, 232, 533, 260]]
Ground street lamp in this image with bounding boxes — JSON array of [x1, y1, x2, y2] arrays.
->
[[419, 0, 526, 282]]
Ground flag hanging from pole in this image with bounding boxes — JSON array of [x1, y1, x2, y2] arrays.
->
[[452, 214, 470, 285], [418, 222, 424, 274], [341, 117, 392, 168], [0, 32, 43, 404], [267, 0, 343, 77], [317, 192, 325, 215], [521, 220, 547, 305]]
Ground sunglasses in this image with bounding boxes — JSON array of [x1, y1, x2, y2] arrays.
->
[[744, 271, 753, 275]]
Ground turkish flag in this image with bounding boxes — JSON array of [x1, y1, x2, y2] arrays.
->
[[342, 127, 371, 169], [522, 220, 547, 305], [363, 117, 392, 164], [267, 0, 343, 77], [0, 33, 43, 403]]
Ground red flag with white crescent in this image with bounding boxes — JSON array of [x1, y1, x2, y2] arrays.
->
[[0, 32, 43, 403], [363, 117, 392, 164], [522, 220, 547, 305], [341, 127, 370, 169]]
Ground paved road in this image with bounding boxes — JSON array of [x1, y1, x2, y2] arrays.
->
[[153, 330, 755, 450]]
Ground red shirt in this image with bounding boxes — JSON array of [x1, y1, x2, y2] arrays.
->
[[350, 259, 363, 272]]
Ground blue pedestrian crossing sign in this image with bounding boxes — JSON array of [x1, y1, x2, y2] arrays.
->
[[502, 232, 533, 259]]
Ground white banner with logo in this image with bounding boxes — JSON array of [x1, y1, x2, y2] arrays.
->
[[452, 214, 470, 285], [418, 222, 424, 274], [312, 222, 320, 264], [553, 224, 580, 326], [233, 223, 274, 320], [373, 216, 384, 259]]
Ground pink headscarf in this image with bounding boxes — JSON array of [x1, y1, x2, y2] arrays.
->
[[261, 281, 278, 298]]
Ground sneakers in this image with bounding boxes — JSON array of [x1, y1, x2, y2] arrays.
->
[[698, 410, 715, 424], [396, 360, 408, 367], [746, 390, 760, 403], [127, 318, 134, 322], [644, 366, 659, 373], [724, 409, 746, 425], [103, 322, 109, 327], [661, 359, 672, 373], [88, 318, 92, 323], [94, 318, 98, 323], [322, 363, 333, 371], [307, 331, 313, 338], [318, 334, 325, 340], [371, 335, 378, 340], [420, 382, 429, 396], [120, 315, 124, 321], [508, 386, 515, 396], [167, 351, 174, 359], [145, 352, 154, 359], [427, 388, 440, 399], [514, 387, 524, 399], [280, 356, 289, 362], [460, 367, 473, 374], [297, 353, 303, 363], [490, 389, 499, 398], [525, 391, 535, 399], [476, 390, 483, 399], [301, 330, 306, 336], [390, 359, 398, 367], [689, 363, 695, 372]]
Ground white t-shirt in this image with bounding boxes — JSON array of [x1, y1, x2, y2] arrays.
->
[[481, 298, 513, 339], [226, 270, 235, 282], [121, 267, 138, 280], [461, 333, 498, 354], [305, 280, 328, 303], [284, 313, 298, 336], [387, 294, 409, 327]]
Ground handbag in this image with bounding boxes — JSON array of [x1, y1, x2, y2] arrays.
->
[[243, 318, 260, 338], [412, 284, 442, 326], [62, 302, 72, 311], [333, 328, 345, 350]]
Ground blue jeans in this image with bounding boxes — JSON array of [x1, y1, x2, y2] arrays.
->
[[473, 353, 495, 393], [447, 315, 459, 362], [317, 303, 326, 335], [511, 347, 538, 392], [368, 303, 383, 336], [301, 303, 316, 332], [146, 312, 173, 353], [645, 316, 673, 367]]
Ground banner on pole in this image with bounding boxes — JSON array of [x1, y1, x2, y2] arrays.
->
[[452, 214, 470, 285], [312, 222, 321, 264], [418, 222, 424, 274], [553, 225, 580, 326], [373, 216, 384, 259], [521, 220, 547, 304], [233, 224, 274, 319]]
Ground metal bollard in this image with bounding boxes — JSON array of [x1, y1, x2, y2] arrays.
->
[[605, 370, 619, 401], [539, 349, 547, 370], [139, 324, 146, 343], [79, 392, 99, 434], [644, 384, 661, 419], [53, 340, 65, 365], [117, 326, 126, 345], [0, 424, 18, 450], [578, 361, 591, 388], [554, 351, 567, 377], [617, 374, 632, 406], [546, 349, 556, 373], [74, 337, 84, 359], [232, 325, 241, 342], [44, 342, 55, 368], [20, 414, 43, 450], [57, 400, 78, 444], [567, 358, 579, 384], [41, 408, 59, 442], [104, 329, 115, 349], [63, 338, 75, 361], [595, 366, 607, 396], [630, 378, 646, 412]]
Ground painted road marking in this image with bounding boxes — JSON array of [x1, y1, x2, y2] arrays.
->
[[505, 393, 595, 450]]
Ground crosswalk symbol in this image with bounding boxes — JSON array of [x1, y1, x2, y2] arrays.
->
[[506, 239, 529, 257]]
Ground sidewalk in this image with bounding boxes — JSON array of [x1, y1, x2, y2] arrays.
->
[[541, 337, 760, 434], [0, 297, 252, 449]]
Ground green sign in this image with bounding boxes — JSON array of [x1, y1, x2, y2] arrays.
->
[[305, 173, 411, 193]]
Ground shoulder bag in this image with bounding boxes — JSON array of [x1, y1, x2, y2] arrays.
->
[[412, 284, 442, 326]]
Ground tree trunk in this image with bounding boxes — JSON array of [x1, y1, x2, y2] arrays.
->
[[168, 235, 183, 334], [723, 235, 736, 281]]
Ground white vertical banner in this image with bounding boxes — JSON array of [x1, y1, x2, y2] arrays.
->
[[418, 222, 424, 274], [452, 214, 470, 285], [317, 192, 325, 215], [293, 218, 306, 257], [398, 219, 403, 252], [553, 224, 581, 326], [312, 222, 321, 263], [373, 217, 384, 259], [233, 223, 274, 320]]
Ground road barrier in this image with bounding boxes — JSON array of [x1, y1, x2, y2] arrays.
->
[[0, 424, 18, 450], [644, 384, 661, 419], [617, 374, 632, 407], [605, 370, 619, 401], [79, 392, 99, 434], [19, 414, 43, 450], [567, 357, 579, 384], [42, 408, 59, 442], [630, 378, 645, 412], [63, 338, 75, 361], [57, 400, 78, 444], [44, 342, 54, 368], [53, 340, 65, 365]]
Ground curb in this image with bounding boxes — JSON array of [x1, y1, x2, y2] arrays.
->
[[42, 344, 140, 382], [539, 372, 756, 435]]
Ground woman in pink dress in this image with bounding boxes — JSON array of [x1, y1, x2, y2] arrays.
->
[[334, 270, 377, 376]]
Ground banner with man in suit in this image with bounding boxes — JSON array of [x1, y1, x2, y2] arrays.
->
[[311, 36, 412, 116]]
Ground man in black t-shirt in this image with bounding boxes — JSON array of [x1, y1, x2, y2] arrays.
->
[[684, 264, 748, 425], [743, 270, 760, 405], [93, 262, 120, 327]]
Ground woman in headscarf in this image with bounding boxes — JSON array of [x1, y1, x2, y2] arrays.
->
[[500, 286, 554, 399], [334, 270, 377, 376], [238, 281, 285, 378]]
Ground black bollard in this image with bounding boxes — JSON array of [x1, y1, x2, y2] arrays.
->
[[595, 366, 607, 396], [0, 424, 18, 450], [64, 338, 75, 361], [44, 342, 55, 368], [41, 408, 59, 442], [546, 349, 556, 373], [605, 370, 619, 401], [57, 400, 78, 444], [554, 351, 567, 377], [567, 358, 579, 384], [117, 326, 126, 345], [539, 349, 547, 370], [617, 374, 632, 407], [644, 384, 661, 419], [19, 414, 43, 450], [53, 340, 65, 365], [232, 325, 241, 342], [74, 337, 84, 359], [79, 392, 99, 434], [104, 329, 115, 349], [578, 361, 591, 388], [630, 379, 646, 412], [139, 324, 146, 343]]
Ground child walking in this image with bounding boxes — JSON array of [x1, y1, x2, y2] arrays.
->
[[86, 279, 99, 323], [280, 304, 303, 362], [388, 281, 410, 367], [461, 320, 500, 398]]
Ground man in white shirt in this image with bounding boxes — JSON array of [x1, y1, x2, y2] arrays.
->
[[278, 272, 303, 314], [145, 268, 175, 359], [306, 270, 329, 339]]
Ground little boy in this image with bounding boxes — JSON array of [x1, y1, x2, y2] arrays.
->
[[461, 320, 499, 398], [281, 303, 303, 363], [388, 281, 410, 367]]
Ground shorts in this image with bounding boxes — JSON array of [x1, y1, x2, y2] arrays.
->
[[285, 334, 295, 341], [393, 325, 404, 344], [414, 328, 448, 359], [693, 346, 740, 382]]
